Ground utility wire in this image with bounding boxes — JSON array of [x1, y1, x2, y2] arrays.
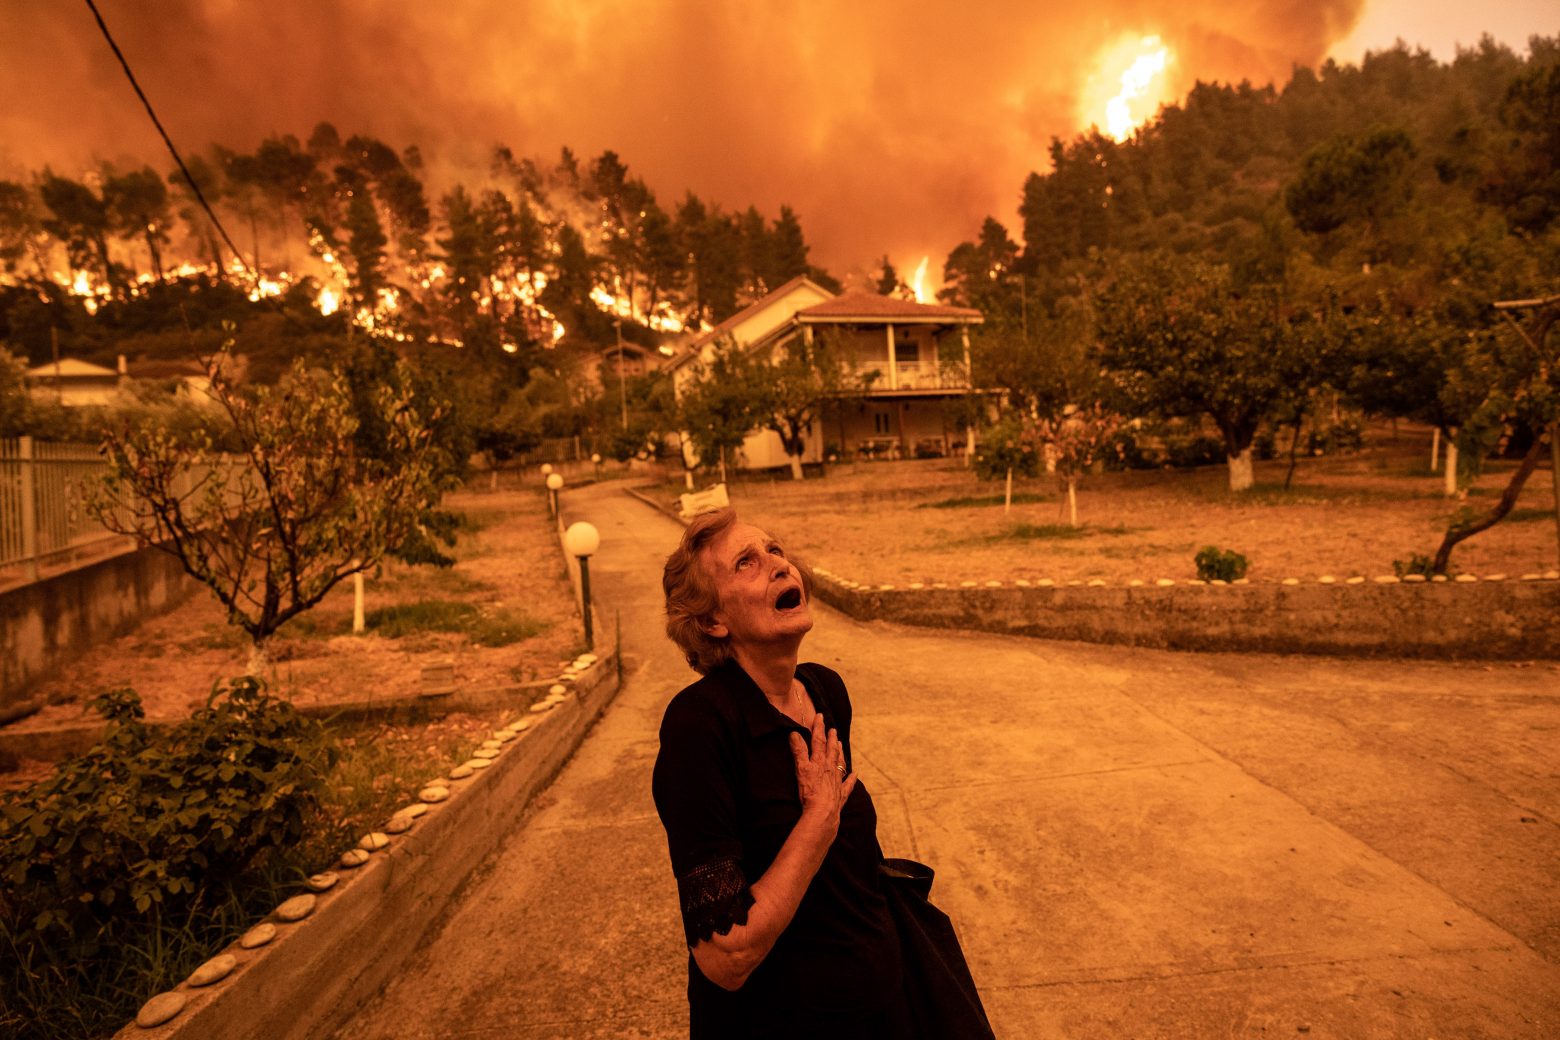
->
[[83, 0, 298, 325]]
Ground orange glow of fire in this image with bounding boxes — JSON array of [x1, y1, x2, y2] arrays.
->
[[911, 256, 930, 303], [1080, 35, 1175, 142], [20, 211, 709, 356]]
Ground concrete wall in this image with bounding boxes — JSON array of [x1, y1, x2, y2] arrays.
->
[[810, 571, 1560, 660], [0, 545, 198, 708]]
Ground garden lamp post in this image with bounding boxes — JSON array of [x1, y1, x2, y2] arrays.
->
[[591, 452, 602, 480], [563, 521, 601, 649], [546, 472, 564, 518]]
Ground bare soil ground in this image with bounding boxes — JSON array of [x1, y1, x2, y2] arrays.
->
[[667, 426, 1560, 586], [2, 486, 584, 786]]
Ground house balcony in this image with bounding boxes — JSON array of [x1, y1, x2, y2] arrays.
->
[[848, 360, 971, 394]]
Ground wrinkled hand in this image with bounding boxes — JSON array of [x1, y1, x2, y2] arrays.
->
[[789, 713, 856, 831]]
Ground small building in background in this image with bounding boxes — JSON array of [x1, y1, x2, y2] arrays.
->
[[25, 355, 214, 408], [23, 357, 123, 407], [668, 276, 986, 471]]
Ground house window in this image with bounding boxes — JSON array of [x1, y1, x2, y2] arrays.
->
[[894, 336, 919, 366], [873, 411, 891, 434]]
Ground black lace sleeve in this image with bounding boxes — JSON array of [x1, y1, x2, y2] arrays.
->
[[676, 855, 756, 946]]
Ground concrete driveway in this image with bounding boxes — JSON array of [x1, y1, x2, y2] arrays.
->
[[341, 482, 1559, 1039]]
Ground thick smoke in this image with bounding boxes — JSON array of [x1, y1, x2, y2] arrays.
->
[[0, 0, 1363, 274]]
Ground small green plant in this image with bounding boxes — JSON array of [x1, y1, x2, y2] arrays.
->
[[1392, 553, 1440, 578], [1194, 546, 1250, 582], [921, 491, 1051, 510], [365, 600, 546, 646]]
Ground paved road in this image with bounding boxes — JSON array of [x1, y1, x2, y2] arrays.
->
[[345, 482, 1560, 1039]]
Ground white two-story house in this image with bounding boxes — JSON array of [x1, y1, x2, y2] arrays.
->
[[668, 276, 986, 474]]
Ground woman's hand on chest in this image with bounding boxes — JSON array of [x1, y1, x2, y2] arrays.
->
[[788, 712, 856, 839]]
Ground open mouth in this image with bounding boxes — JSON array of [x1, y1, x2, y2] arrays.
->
[[774, 586, 803, 611]]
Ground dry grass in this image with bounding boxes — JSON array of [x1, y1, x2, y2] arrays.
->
[[698, 429, 1560, 586], [10, 486, 585, 731]]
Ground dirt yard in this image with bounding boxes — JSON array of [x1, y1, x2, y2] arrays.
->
[[681, 426, 1560, 587], [3, 486, 584, 754]]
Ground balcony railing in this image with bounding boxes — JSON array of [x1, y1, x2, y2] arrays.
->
[[848, 360, 970, 392]]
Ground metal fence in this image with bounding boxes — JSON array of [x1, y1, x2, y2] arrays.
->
[[0, 436, 129, 583]]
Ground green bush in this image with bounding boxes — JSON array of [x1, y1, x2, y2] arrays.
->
[[0, 679, 332, 948], [1392, 553, 1439, 578], [1194, 546, 1250, 582], [1167, 435, 1227, 469], [972, 414, 1040, 481]]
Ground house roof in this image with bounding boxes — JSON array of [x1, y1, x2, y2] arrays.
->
[[24, 358, 119, 380], [795, 292, 982, 324], [131, 359, 208, 379], [684, 274, 830, 353]]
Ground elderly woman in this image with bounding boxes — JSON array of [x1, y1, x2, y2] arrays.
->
[[651, 507, 914, 1038]]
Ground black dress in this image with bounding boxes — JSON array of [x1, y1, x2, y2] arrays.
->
[[651, 660, 907, 1038]]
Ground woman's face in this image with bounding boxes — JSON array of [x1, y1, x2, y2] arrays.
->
[[701, 521, 812, 653]]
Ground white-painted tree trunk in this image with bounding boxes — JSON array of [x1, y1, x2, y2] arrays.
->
[[353, 571, 365, 634], [788, 454, 804, 481], [1226, 447, 1254, 492], [684, 469, 695, 490], [245, 639, 271, 676], [1549, 421, 1560, 567], [1066, 476, 1078, 527], [1430, 427, 1441, 471], [1444, 437, 1459, 497], [1004, 467, 1013, 514], [718, 449, 727, 485]]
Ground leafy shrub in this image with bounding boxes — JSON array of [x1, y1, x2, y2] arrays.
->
[[1392, 553, 1440, 578], [1105, 428, 1159, 470], [1194, 546, 1250, 582], [972, 414, 1040, 481], [1306, 415, 1365, 455], [1166, 434, 1227, 469], [0, 678, 333, 948]]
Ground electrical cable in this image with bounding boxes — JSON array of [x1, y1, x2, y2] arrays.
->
[[81, 0, 305, 327]]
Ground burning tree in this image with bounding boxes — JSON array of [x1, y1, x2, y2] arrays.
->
[[88, 338, 453, 673]]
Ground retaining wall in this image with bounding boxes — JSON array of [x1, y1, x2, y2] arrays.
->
[[626, 485, 1560, 660], [0, 545, 198, 708], [810, 570, 1560, 660]]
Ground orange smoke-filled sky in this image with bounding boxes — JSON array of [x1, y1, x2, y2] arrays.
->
[[0, 1, 1553, 277]]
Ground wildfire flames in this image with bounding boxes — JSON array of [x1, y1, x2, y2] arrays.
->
[[1084, 35, 1176, 142], [32, 244, 674, 351]]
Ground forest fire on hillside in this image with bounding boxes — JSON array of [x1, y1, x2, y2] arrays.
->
[[1, 1, 1374, 272], [1084, 35, 1176, 142]]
